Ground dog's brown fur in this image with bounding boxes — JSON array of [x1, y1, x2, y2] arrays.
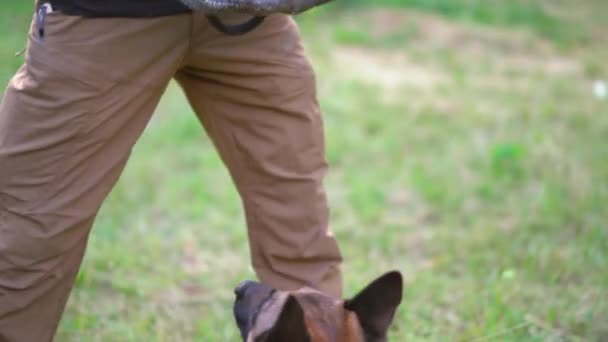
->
[[233, 271, 403, 342]]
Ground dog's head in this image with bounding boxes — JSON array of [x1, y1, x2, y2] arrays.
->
[[233, 271, 403, 342]]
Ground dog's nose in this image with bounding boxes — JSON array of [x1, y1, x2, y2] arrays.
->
[[234, 280, 256, 299]]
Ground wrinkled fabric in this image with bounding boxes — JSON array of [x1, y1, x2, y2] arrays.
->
[[0, 11, 342, 341]]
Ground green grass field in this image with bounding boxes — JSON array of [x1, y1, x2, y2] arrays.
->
[[1, 1, 607, 341]]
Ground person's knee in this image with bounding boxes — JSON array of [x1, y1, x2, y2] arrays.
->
[[0, 204, 88, 271], [0, 218, 57, 270]]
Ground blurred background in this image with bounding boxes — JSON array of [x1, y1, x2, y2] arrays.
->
[[1, 1, 607, 340]]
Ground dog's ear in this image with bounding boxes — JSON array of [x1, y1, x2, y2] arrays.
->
[[262, 295, 310, 342], [344, 271, 403, 340]]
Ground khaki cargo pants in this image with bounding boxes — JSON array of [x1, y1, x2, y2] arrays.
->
[[0, 10, 342, 341]]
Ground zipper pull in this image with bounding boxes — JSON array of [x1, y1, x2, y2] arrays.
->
[[37, 2, 54, 41]]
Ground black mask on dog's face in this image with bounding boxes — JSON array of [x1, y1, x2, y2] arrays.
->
[[233, 280, 277, 340]]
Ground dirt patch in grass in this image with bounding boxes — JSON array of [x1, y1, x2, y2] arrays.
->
[[356, 9, 581, 75], [332, 46, 446, 89]]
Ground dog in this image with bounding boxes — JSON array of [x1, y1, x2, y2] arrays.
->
[[233, 271, 403, 341]]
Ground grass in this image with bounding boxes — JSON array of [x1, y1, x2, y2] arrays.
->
[[1, 1, 607, 341], [327, 0, 591, 48]]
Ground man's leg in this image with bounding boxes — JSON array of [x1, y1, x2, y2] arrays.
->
[[0, 13, 189, 341], [176, 13, 343, 297]]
